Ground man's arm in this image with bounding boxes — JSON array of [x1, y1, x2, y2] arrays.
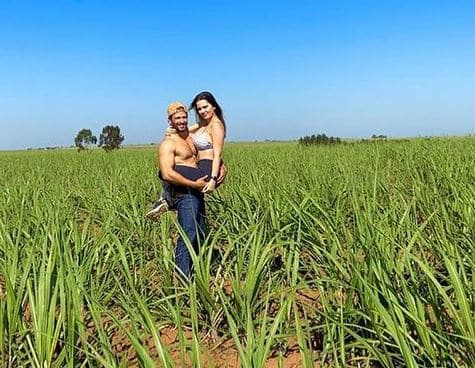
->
[[158, 140, 207, 190]]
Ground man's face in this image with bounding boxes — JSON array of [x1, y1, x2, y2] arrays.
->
[[169, 110, 188, 132]]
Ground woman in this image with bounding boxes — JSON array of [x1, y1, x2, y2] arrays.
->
[[146, 91, 226, 218], [188, 91, 226, 193]]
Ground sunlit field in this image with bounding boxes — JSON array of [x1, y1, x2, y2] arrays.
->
[[1, 138, 474, 367]]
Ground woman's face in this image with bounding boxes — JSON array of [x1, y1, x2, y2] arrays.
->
[[196, 99, 216, 121]]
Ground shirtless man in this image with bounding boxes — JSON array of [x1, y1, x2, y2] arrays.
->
[[158, 102, 209, 277]]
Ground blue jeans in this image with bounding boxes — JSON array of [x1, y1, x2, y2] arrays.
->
[[172, 189, 206, 277]]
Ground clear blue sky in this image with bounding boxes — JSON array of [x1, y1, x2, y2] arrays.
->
[[1, 0, 474, 150]]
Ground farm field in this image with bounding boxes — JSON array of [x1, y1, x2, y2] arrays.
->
[[0, 138, 474, 367]]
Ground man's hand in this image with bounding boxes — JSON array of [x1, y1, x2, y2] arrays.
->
[[193, 175, 208, 190], [217, 163, 228, 185]]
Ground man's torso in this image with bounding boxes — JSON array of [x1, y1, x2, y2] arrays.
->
[[168, 134, 198, 168]]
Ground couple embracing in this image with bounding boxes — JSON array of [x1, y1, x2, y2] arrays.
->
[[148, 92, 227, 278]]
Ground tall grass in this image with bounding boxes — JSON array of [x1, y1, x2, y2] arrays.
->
[[0, 137, 474, 366]]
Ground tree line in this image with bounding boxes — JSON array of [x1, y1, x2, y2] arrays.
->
[[298, 133, 342, 146], [74, 125, 124, 152], [299, 133, 391, 146]]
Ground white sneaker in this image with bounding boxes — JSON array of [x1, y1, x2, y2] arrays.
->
[[146, 198, 169, 219]]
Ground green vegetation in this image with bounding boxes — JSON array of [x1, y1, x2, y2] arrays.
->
[[74, 129, 98, 151], [0, 137, 474, 366], [98, 125, 125, 151]]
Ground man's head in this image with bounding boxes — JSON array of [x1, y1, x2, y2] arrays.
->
[[167, 101, 188, 132], [167, 102, 187, 118]]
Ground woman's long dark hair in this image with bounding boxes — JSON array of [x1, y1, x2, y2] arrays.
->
[[190, 91, 226, 134]]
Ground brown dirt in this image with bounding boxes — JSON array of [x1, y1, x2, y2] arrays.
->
[[15, 299, 320, 367], [222, 278, 233, 296], [101, 322, 316, 367], [265, 350, 302, 368], [296, 286, 322, 312], [14, 281, 321, 367]]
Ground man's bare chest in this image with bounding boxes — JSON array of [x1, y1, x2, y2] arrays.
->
[[174, 137, 197, 160]]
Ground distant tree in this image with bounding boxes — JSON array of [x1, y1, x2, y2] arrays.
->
[[99, 125, 125, 151], [298, 133, 342, 146], [74, 129, 97, 151]]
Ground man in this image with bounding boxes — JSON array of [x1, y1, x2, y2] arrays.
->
[[157, 102, 217, 277]]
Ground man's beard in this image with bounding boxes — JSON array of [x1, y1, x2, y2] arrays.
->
[[174, 124, 188, 133]]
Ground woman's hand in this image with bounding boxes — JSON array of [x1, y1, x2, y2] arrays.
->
[[217, 162, 227, 185], [165, 127, 177, 137], [201, 178, 216, 193]]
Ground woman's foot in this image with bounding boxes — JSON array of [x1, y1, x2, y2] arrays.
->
[[146, 197, 169, 219]]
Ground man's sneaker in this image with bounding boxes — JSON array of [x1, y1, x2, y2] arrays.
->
[[146, 198, 169, 219]]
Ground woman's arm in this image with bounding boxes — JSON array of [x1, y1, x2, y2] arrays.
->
[[202, 121, 225, 193], [188, 123, 200, 133]]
